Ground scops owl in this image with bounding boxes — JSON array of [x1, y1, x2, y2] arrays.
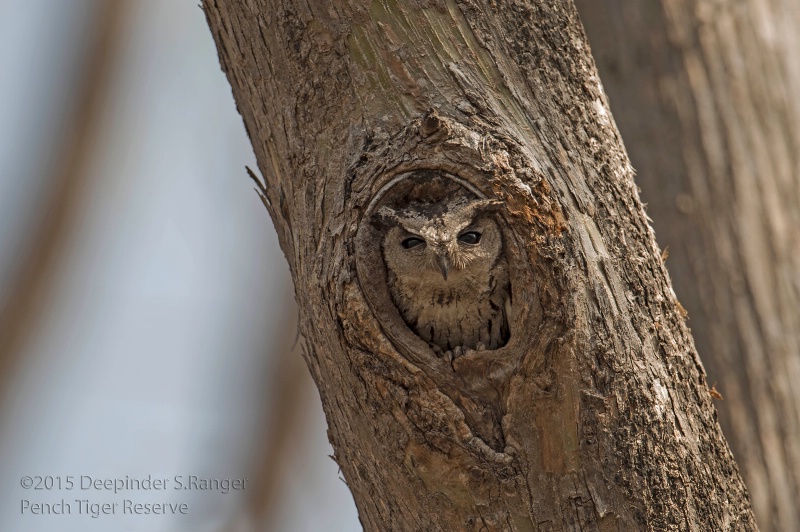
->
[[380, 191, 511, 355]]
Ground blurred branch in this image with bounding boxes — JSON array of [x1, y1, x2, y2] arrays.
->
[[222, 286, 312, 532], [0, 1, 132, 396], [246, 293, 311, 529]]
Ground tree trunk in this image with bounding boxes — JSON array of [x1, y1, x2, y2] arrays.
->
[[575, 2, 800, 530], [203, 1, 756, 529]]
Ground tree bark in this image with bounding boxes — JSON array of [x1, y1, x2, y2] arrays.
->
[[575, 2, 800, 530], [203, 1, 756, 529]]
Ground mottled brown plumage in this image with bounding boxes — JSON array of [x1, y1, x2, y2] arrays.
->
[[380, 193, 511, 355]]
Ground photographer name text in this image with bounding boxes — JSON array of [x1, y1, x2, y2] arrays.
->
[[20, 474, 248, 493]]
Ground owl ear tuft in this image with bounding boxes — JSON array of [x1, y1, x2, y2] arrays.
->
[[375, 206, 402, 226], [469, 198, 504, 216]]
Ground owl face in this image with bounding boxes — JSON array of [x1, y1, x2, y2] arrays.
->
[[380, 197, 503, 283]]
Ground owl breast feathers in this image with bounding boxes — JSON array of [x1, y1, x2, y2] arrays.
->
[[380, 194, 511, 354]]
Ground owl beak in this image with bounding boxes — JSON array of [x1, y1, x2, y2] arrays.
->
[[435, 252, 450, 280]]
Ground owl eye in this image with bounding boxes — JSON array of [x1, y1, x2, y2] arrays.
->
[[458, 231, 481, 245], [401, 237, 426, 249]]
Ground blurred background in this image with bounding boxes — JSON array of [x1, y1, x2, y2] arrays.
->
[[0, 1, 359, 530]]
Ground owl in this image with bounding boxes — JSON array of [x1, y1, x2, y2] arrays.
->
[[379, 193, 511, 356]]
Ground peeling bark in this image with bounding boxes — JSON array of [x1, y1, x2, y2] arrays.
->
[[203, 1, 756, 529], [576, 2, 800, 530]]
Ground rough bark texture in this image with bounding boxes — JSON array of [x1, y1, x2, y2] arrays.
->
[[575, 2, 800, 530], [203, 1, 756, 530]]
